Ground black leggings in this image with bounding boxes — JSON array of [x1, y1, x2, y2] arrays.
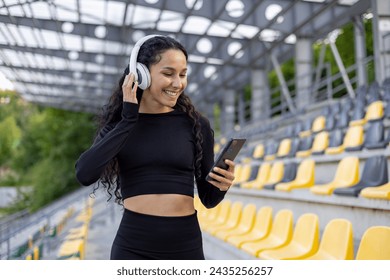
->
[[110, 208, 205, 260]]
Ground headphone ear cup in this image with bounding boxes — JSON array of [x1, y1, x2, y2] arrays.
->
[[136, 63, 151, 90]]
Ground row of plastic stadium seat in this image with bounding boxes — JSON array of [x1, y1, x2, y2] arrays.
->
[[233, 155, 390, 199], [56, 198, 93, 260], [195, 197, 390, 260], [219, 80, 390, 148], [245, 119, 389, 162]]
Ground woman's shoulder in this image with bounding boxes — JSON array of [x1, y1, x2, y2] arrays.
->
[[198, 113, 211, 128]]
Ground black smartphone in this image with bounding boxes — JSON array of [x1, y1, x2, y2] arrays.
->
[[206, 138, 246, 181]]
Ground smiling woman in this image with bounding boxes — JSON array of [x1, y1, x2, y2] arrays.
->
[[75, 35, 237, 260]]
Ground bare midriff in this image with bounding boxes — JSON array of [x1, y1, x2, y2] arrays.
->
[[123, 194, 195, 216]]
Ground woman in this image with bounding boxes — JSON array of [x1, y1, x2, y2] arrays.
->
[[75, 35, 235, 260]]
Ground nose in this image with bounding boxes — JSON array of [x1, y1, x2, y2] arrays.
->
[[172, 75, 182, 88]]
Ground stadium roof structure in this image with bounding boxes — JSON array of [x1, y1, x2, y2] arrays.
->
[[0, 0, 371, 113]]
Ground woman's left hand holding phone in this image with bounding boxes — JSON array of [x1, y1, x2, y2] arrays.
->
[[122, 73, 139, 104]]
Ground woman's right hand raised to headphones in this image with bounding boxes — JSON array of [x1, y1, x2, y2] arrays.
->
[[122, 73, 139, 104]]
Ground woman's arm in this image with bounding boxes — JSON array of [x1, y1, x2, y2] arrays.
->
[[75, 102, 138, 186], [196, 116, 234, 208]]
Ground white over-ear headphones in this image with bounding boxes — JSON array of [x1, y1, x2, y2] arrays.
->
[[129, 34, 161, 90]]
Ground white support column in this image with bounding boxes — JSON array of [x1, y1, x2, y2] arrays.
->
[[222, 89, 235, 135], [354, 15, 368, 87], [372, 0, 390, 83], [251, 69, 270, 122], [295, 38, 313, 109]]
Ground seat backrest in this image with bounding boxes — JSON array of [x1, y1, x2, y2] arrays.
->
[[282, 162, 297, 182], [336, 110, 350, 128], [297, 135, 313, 152], [367, 81, 381, 104], [350, 104, 365, 121], [269, 209, 294, 241], [247, 164, 260, 181], [295, 159, 315, 184], [293, 121, 303, 137], [214, 200, 232, 224], [311, 131, 329, 153], [333, 156, 360, 186], [225, 201, 243, 228], [312, 116, 326, 133], [365, 100, 384, 121], [265, 141, 277, 157], [233, 164, 243, 183], [360, 155, 388, 186], [344, 125, 364, 148], [328, 129, 344, 148], [252, 206, 273, 238], [287, 137, 300, 157], [238, 164, 252, 183], [277, 138, 291, 158], [291, 213, 319, 252], [356, 226, 390, 260], [325, 115, 336, 131], [266, 161, 284, 184], [254, 162, 271, 183], [364, 120, 384, 146], [318, 219, 354, 259], [238, 204, 257, 232], [253, 143, 264, 159]]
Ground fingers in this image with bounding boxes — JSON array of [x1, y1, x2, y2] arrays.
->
[[207, 160, 236, 191], [122, 73, 138, 104]]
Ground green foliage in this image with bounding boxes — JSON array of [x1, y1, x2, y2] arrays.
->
[[0, 116, 22, 165], [0, 91, 96, 213]]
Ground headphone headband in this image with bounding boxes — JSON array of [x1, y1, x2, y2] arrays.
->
[[129, 34, 161, 84]]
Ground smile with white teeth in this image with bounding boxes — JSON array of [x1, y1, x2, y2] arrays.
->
[[163, 90, 179, 97]]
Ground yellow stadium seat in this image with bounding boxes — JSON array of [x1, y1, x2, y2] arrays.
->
[[304, 219, 354, 260], [214, 143, 221, 154], [200, 200, 231, 231], [253, 143, 264, 159], [198, 205, 220, 230], [356, 226, 390, 260], [310, 157, 360, 195], [276, 138, 291, 158], [275, 159, 315, 192], [227, 206, 273, 248], [310, 131, 329, 155], [312, 115, 326, 133], [66, 224, 88, 240], [233, 164, 252, 185], [241, 162, 271, 189], [215, 204, 256, 241], [262, 161, 284, 187], [240, 209, 293, 257], [296, 131, 328, 157], [206, 201, 242, 235], [360, 182, 390, 200], [58, 239, 85, 260], [325, 125, 364, 154], [258, 213, 319, 260], [350, 101, 384, 127], [196, 197, 222, 229]]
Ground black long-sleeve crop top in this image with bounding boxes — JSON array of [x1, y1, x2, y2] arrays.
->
[[75, 102, 226, 208]]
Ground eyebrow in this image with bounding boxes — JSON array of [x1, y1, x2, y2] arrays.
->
[[161, 66, 187, 72]]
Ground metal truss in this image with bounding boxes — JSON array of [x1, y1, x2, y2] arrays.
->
[[0, 0, 369, 114]]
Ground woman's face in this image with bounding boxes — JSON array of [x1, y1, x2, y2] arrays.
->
[[141, 49, 188, 113]]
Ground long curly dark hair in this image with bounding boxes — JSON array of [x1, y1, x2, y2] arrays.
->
[[93, 35, 204, 204]]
